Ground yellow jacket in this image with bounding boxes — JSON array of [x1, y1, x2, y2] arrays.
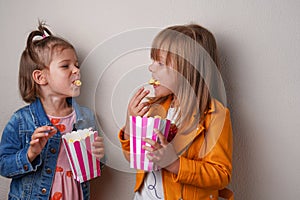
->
[[119, 97, 234, 200]]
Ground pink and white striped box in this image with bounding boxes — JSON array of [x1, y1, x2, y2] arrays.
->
[[130, 116, 171, 171], [62, 129, 101, 183]]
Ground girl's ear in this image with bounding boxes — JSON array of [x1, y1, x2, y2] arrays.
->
[[32, 70, 47, 85]]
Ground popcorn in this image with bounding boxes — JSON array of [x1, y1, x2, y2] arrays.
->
[[129, 116, 171, 171], [167, 123, 178, 142], [62, 128, 101, 183], [73, 80, 82, 86], [149, 78, 160, 86]]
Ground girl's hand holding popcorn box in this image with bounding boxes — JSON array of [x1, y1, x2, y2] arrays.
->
[[62, 128, 101, 183], [129, 116, 173, 171]]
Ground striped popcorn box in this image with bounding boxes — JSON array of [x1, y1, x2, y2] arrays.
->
[[130, 116, 171, 171], [62, 128, 101, 183]]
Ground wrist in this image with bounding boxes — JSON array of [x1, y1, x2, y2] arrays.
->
[[27, 148, 38, 163], [165, 158, 180, 174]]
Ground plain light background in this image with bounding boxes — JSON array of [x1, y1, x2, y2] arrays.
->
[[1, 0, 300, 199]]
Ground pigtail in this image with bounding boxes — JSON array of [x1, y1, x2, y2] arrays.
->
[[38, 21, 52, 37], [26, 30, 42, 64], [26, 21, 53, 65]]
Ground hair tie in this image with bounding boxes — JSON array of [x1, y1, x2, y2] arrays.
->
[[42, 34, 47, 39]]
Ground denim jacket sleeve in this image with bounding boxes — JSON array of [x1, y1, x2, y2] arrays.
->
[[0, 111, 42, 178]]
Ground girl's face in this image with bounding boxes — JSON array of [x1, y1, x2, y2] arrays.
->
[[44, 48, 81, 98], [148, 53, 177, 98]]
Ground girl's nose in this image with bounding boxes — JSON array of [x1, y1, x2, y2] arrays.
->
[[148, 62, 154, 72], [72, 66, 80, 74]]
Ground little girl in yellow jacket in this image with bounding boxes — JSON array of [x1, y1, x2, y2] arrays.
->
[[119, 24, 234, 200]]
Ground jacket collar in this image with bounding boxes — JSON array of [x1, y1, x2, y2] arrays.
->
[[155, 96, 216, 154], [29, 97, 82, 128], [29, 98, 51, 128], [158, 95, 216, 116], [67, 97, 84, 121]]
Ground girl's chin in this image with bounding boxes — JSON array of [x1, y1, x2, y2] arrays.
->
[[154, 90, 172, 98], [70, 91, 80, 97]]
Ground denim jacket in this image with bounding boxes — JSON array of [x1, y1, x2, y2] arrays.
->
[[0, 98, 100, 200]]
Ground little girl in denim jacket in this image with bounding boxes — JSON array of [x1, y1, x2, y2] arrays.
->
[[0, 22, 105, 200]]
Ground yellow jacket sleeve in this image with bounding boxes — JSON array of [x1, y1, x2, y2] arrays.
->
[[172, 108, 233, 190]]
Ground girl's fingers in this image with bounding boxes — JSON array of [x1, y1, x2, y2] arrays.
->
[[31, 126, 56, 142], [92, 143, 104, 149], [129, 87, 144, 106], [136, 102, 150, 112], [94, 136, 103, 142], [31, 132, 48, 140], [138, 106, 150, 117], [142, 145, 154, 152], [35, 126, 54, 133], [92, 137, 104, 146], [130, 87, 144, 103], [155, 129, 168, 146], [143, 138, 162, 150], [143, 138, 156, 146], [135, 102, 150, 116], [47, 127, 57, 137], [92, 148, 105, 159], [92, 148, 104, 154], [131, 89, 150, 108], [146, 152, 154, 160], [30, 138, 39, 145]]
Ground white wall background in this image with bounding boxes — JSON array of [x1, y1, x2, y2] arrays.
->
[[1, 0, 300, 199]]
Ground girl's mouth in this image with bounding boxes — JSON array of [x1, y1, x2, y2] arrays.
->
[[73, 80, 82, 87], [149, 78, 160, 87]]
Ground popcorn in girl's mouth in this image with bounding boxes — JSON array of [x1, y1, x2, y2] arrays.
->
[[73, 80, 82, 86], [149, 78, 160, 86], [62, 128, 101, 183]]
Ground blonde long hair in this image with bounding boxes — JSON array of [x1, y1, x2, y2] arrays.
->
[[150, 24, 221, 134]]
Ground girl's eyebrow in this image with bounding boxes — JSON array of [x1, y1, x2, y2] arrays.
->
[[159, 56, 166, 62], [58, 59, 78, 64], [58, 59, 70, 64]]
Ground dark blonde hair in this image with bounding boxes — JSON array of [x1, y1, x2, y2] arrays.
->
[[19, 21, 75, 103], [151, 24, 220, 133]]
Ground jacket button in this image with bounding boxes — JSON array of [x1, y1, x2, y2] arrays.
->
[[46, 168, 52, 174], [209, 194, 214, 199], [41, 188, 47, 194], [83, 183, 87, 188], [23, 165, 29, 171], [50, 148, 56, 154]]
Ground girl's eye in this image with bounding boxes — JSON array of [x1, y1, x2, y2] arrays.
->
[[158, 61, 165, 66], [154, 60, 164, 66], [62, 65, 69, 68], [75, 65, 80, 69]]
